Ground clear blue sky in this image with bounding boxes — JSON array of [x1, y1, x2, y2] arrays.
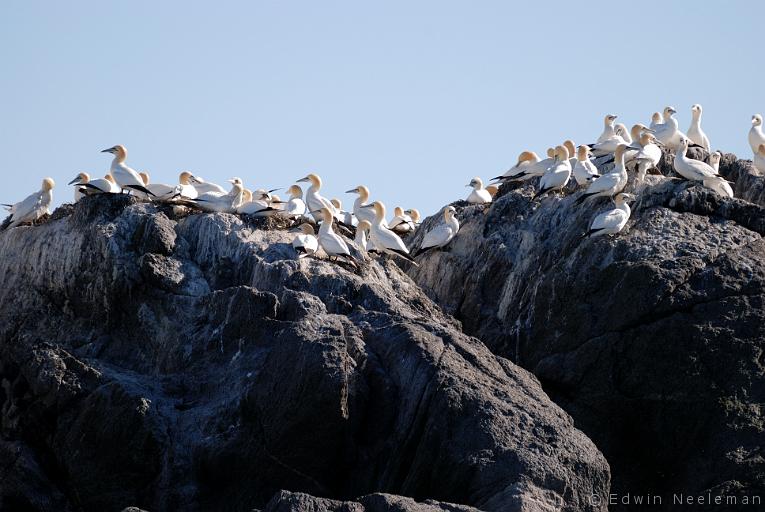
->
[[2, 1, 763, 216]]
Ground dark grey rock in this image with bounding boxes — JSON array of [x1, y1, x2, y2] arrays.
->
[[406, 154, 765, 507], [0, 195, 609, 511]]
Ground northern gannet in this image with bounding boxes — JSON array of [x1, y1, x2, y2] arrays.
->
[[412, 205, 459, 257], [4, 178, 55, 228], [291, 223, 319, 258], [405, 208, 421, 225], [653, 106, 688, 150], [187, 173, 226, 195], [632, 133, 662, 186], [389, 206, 415, 234], [466, 177, 492, 204], [361, 201, 416, 263], [687, 104, 711, 151], [597, 114, 619, 143], [748, 115, 765, 154], [563, 140, 577, 167], [192, 180, 244, 213], [573, 146, 600, 186], [702, 175, 734, 198], [673, 138, 719, 183], [346, 185, 376, 224], [534, 145, 571, 199], [139, 172, 180, 201], [575, 144, 629, 205], [354, 219, 371, 252], [277, 185, 308, 219], [586, 192, 635, 238], [237, 189, 278, 215], [68, 172, 119, 199], [591, 125, 630, 156], [649, 112, 663, 131], [315, 207, 352, 261], [709, 151, 722, 173], [101, 145, 155, 197], [496, 151, 553, 182], [485, 185, 499, 198], [297, 173, 336, 223], [177, 171, 199, 199], [754, 146, 765, 175]]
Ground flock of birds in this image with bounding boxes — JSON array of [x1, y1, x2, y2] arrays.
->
[[3, 105, 763, 265]]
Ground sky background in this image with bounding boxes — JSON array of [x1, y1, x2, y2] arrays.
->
[[2, 1, 764, 217]]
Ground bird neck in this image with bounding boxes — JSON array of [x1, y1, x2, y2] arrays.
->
[[319, 219, 333, 234], [691, 111, 701, 123]]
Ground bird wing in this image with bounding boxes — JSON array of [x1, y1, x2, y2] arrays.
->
[[319, 232, 350, 255], [421, 223, 454, 249], [113, 165, 146, 188], [585, 173, 619, 194], [685, 158, 718, 178], [10, 190, 43, 221], [590, 208, 628, 231], [374, 226, 409, 253], [285, 198, 306, 216]]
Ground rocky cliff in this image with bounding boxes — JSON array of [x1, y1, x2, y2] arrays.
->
[[406, 151, 765, 507], [0, 195, 609, 511]]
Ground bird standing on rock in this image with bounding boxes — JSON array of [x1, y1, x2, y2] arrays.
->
[[585, 192, 635, 238], [291, 223, 319, 258], [465, 177, 492, 204], [101, 145, 156, 197], [361, 201, 417, 263], [412, 205, 460, 257], [3, 178, 55, 228]]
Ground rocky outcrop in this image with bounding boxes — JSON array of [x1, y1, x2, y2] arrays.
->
[[406, 153, 765, 507], [260, 490, 481, 512], [0, 195, 609, 511]]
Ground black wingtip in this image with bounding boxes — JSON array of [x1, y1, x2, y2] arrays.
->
[[126, 185, 156, 197]]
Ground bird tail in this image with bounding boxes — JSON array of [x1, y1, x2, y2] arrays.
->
[[391, 249, 419, 266], [125, 185, 157, 197], [412, 245, 436, 258], [533, 188, 548, 201]]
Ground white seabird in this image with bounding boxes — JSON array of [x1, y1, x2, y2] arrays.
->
[[709, 151, 722, 173], [632, 133, 662, 186], [139, 172, 180, 201], [465, 177, 492, 204], [237, 189, 278, 215], [615, 123, 632, 145], [754, 145, 765, 175], [291, 223, 319, 258], [748, 114, 765, 154], [573, 146, 600, 186], [389, 206, 415, 234], [187, 173, 226, 195], [575, 144, 629, 205], [687, 104, 711, 151], [176, 171, 199, 199], [277, 185, 308, 219], [297, 173, 336, 223], [346, 185, 377, 225], [586, 192, 635, 238], [534, 145, 571, 199], [191, 180, 244, 213], [597, 114, 619, 143], [361, 201, 417, 263], [673, 138, 719, 182], [653, 106, 688, 151], [3, 178, 55, 228], [68, 172, 119, 200], [315, 207, 353, 262], [412, 205, 460, 257], [354, 219, 372, 252], [485, 185, 499, 199], [702, 175, 734, 198], [495, 151, 553, 182], [101, 145, 155, 197]]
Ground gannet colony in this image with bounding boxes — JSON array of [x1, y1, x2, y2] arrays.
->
[[4, 105, 757, 257]]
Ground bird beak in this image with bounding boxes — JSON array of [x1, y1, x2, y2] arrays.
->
[[100, 148, 113, 154], [272, 200, 287, 204], [67, 176, 81, 185], [267, 188, 280, 193], [297, 177, 309, 183], [644, 128, 655, 133], [465, 184, 472, 187], [226, 179, 235, 184], [345, 188, 358, 193]]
